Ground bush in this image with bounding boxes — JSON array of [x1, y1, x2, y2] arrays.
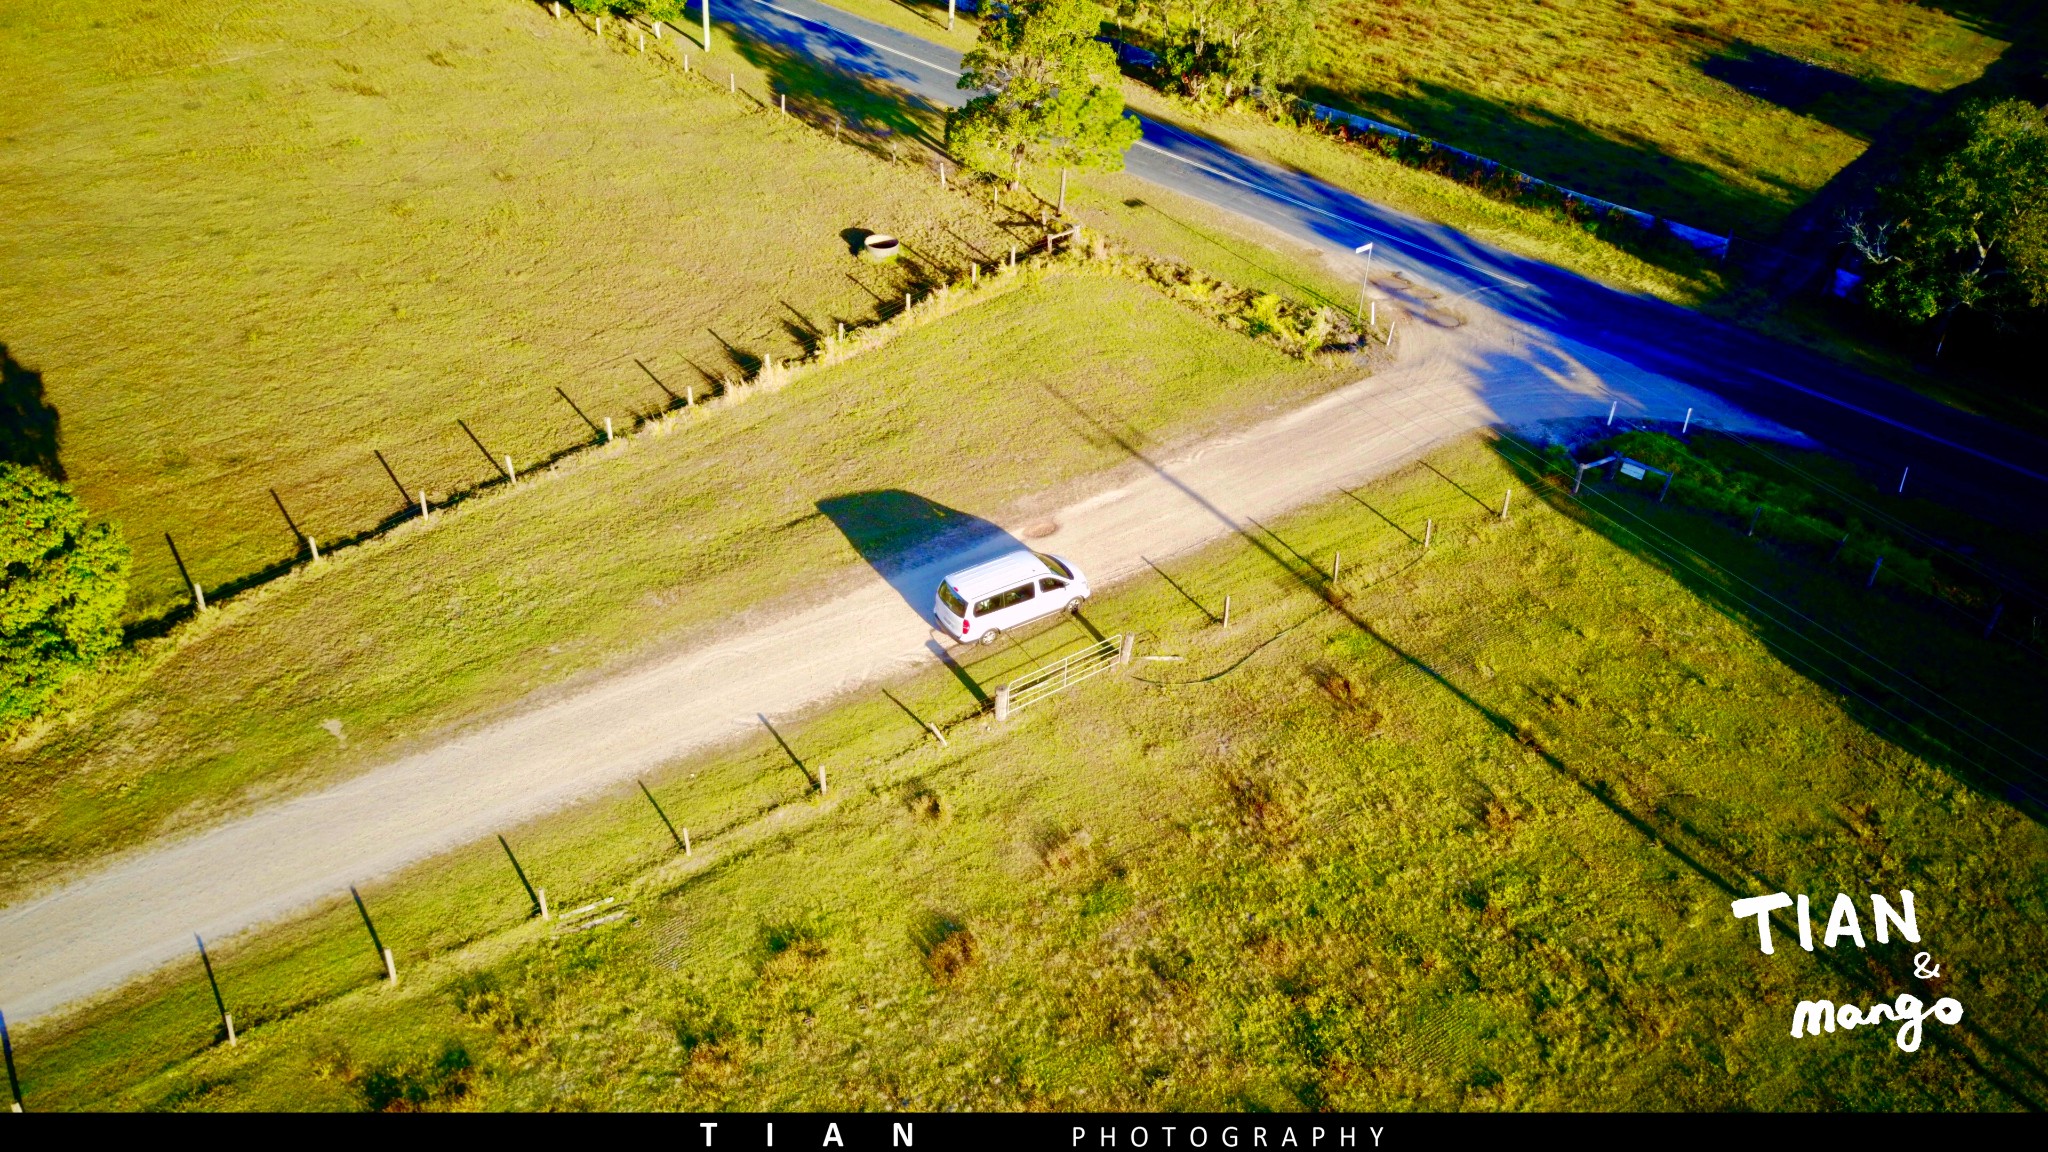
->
[[0, 462, 129, 731]]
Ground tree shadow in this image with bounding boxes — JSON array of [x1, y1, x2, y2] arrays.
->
[[816, 489, 1027, 622], [1291, 76, 1803, 239], [1, 343, 63, 478], [1489, 435, 2048, 823], [723, 14, 948, 153]]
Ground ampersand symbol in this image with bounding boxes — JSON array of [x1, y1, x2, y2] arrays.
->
[[1914, 952, 1942, 979]]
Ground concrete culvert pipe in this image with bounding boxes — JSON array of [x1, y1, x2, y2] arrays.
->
[[862, 234, 901, 262]]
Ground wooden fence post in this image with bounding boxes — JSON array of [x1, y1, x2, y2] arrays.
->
[[1867, 556, 1885, 588], [1119, 632, 1136, 667], [994, 684, 1011, 722], [1500, 488, 1512, 520], [1424, 519, 1433, 548], [1222, 594, 1232, 628]]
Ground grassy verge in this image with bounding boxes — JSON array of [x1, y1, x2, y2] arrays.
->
[[0, 0, 1012, 623], [0, 264, 1348, 900], [1230, 0, 2004, 240], [16, 435, 2045, 1111]]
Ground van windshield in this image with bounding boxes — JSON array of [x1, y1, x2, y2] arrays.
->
[[1034, 552, 1073, 580], [938, 583, 968, 618]]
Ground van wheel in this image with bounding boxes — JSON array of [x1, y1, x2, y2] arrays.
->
[[978, 628, 1002, 646], [1067, 597, 1088, 615]]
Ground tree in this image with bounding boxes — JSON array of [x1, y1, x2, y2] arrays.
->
[[1860, 99, 2048, 355], [947, 0, 1142, 183], [1155, 0, 1327, 102], [0, 462, 129, 731]]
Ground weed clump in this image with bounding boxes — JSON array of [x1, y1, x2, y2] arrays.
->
[[760, 915, 830, 974], [312, 1040, 473, 1112], [911, 913, 979, 984], [899, 778, 944, 822], [1033, 825, 1095, 874]]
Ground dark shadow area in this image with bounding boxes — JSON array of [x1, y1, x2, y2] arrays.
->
[[1, 343, 62, 478], [637, 779, 688, 852], [707, 329, 763, 376], [725, 17, 947, 153], [1699, 42, 1867, 119], [759, 713, 818, 791], [925, 638, 990, 707], [1490, 434, 2048, 822], [1142, 555, 1217, 624], [817, 488, 1027, 620], [1289, 76, 1799, 238], [1343, 487, 1420, 544]]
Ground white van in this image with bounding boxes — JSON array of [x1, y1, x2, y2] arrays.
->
[[933, 550, 1091, 645]]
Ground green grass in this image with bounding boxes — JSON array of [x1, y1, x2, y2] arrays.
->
[[0, 265, 1346, 900], [1292, 0, 2009, 240], [16, 436, 2045, 1111], [0, 0, 1014, 624]]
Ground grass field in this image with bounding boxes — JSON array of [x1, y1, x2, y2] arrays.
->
[[0, 262, 1347, 900], [14, 435, 2044, 1111], [1294, 0, 2012, 239], [0, 0, 1019, 624]]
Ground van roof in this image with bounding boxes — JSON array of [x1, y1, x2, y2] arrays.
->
[[942, 550, 1053, 599]]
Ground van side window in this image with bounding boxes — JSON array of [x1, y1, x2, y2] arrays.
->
[[1039, 577, 1066, 593], [975, 583, 1036, 616]]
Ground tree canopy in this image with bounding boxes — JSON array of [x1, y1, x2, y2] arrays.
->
[[1, 462, 129, 731], [1856, 99, 2048, 353], [947, 0, 1142, 181], [1152, 0, 1327, 102]]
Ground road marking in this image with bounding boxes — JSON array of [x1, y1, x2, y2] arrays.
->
[[750, 0, 963, 77], [1132, 139, 1529, 289], [1749, 371, 2048, 484]]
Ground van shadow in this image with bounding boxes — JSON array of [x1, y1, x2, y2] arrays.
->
[[817, 489, 1027, 621]]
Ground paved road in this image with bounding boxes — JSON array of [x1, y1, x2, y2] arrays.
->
[[729, 0, 2048, 520]]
